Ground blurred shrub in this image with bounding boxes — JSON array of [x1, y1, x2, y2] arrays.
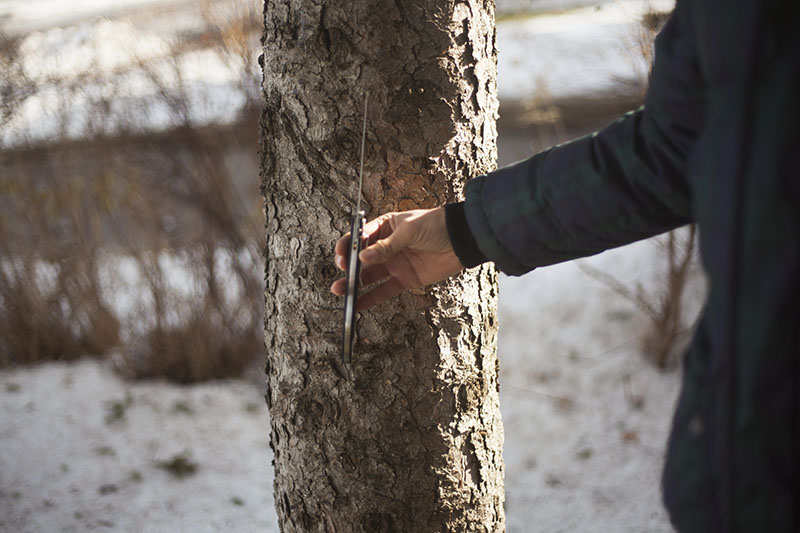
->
[[0, 0, 264, 382], [579, 226, 702, 369], [0, 149, 122, 364]]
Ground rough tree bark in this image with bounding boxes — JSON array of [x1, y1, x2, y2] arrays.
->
[[260, 1, 503, 531]]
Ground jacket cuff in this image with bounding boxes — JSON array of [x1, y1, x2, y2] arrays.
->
[[444, 202, 488, 269]]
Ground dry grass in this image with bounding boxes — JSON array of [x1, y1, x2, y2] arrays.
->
[[0, 0, 264, 382], [579, 226, 701, 369]]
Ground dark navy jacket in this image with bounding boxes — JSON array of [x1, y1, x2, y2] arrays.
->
[[447, 1, 799, 530]]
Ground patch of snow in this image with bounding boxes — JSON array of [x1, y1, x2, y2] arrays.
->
[[496, 0, 617, 14], [1, 3, 259, 147], [497, 0, 675, 101], [0, 359, 277, 532], [0, 0, 192, 34], [17, 20, 170, 81]]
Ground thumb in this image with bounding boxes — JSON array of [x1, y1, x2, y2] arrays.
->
[[360, 224, 411, 264]]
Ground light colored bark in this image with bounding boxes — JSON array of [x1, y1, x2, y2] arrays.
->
[[260, 1, 503, 530]]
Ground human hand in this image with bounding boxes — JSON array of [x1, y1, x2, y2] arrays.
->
[[330, 207, 464, 311]]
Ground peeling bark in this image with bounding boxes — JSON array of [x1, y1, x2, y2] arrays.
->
[[260, 1, 503, 531]]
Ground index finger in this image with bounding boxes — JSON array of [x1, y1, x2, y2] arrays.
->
[[363, 213, 397, 243], [335, 231, 352, 258], [335, 213, 395, 258]]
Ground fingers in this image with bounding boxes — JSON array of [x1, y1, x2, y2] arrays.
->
[[334, 231, 352, 263], [329, 263, 390, 296], [334, 213, 400, 270], [335, 253, 346, 271], [359, 263, 391, 287], [330, 277, 347, 296], [360, 221, 411, 265], [356, 277, 405, 311], [331, 210, 421, 307], [330, 276, 406, 311], [330, 276, 403, 311], [362, 212, 397, 241]]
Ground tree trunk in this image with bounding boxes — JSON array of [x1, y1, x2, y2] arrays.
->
[[260, 1, 503, 531]]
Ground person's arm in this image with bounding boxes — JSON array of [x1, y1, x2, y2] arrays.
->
[[459, 9, 703, 275], [333, 9, 703, 307]]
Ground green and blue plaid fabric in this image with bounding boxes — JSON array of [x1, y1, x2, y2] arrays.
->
[[461, 1, 799, 530]]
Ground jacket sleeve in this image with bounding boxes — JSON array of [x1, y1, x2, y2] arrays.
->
[[462, 10, 702, 276]]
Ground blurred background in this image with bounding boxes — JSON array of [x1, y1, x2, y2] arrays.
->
[[1, 0, 701, 531], [1, 0, 263, 382]]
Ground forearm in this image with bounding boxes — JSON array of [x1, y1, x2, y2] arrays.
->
[[457, 106, 696, 275]]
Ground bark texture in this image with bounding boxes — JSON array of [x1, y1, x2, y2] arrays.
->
[[260, 1, 503, 531]]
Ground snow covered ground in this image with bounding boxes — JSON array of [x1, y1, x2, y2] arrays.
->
[[0, 361, 277, 532], [0, 238, 701, 532]]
